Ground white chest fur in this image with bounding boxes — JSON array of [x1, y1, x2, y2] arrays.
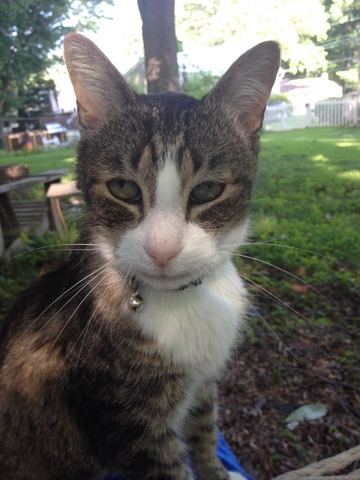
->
[[134, 260, 247, 378]]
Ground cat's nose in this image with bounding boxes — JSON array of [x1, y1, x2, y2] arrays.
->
[[145, 242, 181, 268], [143, 213, 184, 268]]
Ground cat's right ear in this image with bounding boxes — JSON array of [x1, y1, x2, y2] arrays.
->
[[203, 41, 280, 135], [64, 33, 136, 129]]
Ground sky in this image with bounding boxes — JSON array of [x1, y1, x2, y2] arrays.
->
[[84, 1, 143, 72], [56, 1, 143, 111]]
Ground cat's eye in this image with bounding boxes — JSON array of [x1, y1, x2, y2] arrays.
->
[[190, 182, 224, 204], [107, 179, 142, 203]]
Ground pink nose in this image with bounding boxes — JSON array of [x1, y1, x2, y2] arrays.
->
[[145, 242, 181, 268]]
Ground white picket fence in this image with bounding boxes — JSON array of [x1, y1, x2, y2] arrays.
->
[[263, 96, 358, 131]]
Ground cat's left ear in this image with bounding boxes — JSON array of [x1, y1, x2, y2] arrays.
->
[[64, 33, 137, 129], [203, 41, 280, 134]]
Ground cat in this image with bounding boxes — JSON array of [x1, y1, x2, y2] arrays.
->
[[0, 34, 280, 480]]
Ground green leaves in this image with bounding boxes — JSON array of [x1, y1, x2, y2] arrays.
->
[[176, 0, 329, 74], [0, 0, 113, 116]]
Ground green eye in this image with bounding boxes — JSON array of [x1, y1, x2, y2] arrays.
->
[[190, 182, 224, 204], [107, 179, 142, 203]]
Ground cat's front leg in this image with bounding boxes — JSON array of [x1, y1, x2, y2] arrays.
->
[[184, 382, 230, 480], [118, 429, 194, 480]]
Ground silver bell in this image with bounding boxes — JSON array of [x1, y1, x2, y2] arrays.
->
[[128, 291, 144, 312]]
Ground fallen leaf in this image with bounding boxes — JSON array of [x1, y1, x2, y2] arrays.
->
[[285, 403, 327, 423]]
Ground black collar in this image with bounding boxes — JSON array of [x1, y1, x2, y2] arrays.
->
[[128, 276, 204, 312], [176, 277, 203, 291]]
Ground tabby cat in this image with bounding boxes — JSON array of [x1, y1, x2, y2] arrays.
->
[[0, 34, 280, 480]]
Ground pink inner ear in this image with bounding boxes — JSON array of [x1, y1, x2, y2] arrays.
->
[[203, 41, 280, 135], [73, 81, 112, 128], [76, 100, 99, 126], [64, 34, 137, 129]]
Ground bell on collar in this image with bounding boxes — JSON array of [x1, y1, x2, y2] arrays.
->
[[128, 278, 144, 312]]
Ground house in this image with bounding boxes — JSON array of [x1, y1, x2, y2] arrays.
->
[[280, 73, 343, 106]]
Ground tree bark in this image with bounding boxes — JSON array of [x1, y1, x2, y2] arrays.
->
[[137, 0, 179, 93], [357, 44, 360, 125]]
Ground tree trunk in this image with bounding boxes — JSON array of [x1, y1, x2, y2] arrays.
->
[[357, 45, 360, 125], [137, 0, 179, 93]]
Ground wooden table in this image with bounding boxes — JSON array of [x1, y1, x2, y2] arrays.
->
[[0, 169, 69, 256], [5, 130, 48, 152]]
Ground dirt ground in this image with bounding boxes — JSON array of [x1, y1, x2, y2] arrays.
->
[[218, 284, 360, 480]]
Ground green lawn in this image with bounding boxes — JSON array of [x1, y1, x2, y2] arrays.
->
[[237, 127, 359, 343], [245, 127, 360, 285], [0, 146, 76, 178]]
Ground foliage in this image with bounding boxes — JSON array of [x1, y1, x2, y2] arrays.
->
[[176, 0, 330, 74], [321, 0, 360, 91], [335, 69, 357, 91], [0, 229, 78, 322], [18, 76, 57, 117], [268, 93, 292, 104], [126, 72, 146, 94], [0, 0, 113, 116], [180, 71, 219, 99]]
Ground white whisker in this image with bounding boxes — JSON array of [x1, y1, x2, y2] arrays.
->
[[46, 273, 109, 357], [6, 243, 101, 263], [21, 265, 108, 338], [235, 253, 329, 302], [237, 271, 323, 329], [245, 296, 301, 364]]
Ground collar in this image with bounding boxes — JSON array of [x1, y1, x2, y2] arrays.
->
[[128, 276, 204, 312]]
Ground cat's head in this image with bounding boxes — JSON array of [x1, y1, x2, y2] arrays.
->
[[64, 34, 280, 291]]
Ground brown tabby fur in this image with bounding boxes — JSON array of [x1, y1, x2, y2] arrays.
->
[[0, 34, 280, 480]]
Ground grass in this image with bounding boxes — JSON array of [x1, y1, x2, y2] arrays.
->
[[236, 127, 360, 380], [239, 127, 360, 286], [0, 146, 76, 178]]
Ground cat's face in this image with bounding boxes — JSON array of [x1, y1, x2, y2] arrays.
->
[[64, 34, 280, 290]]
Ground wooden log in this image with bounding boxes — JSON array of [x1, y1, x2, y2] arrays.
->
[[0, 164, 29, 184]]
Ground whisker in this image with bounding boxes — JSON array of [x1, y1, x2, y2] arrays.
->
[[242, 242, 327, 258], [20, 265, 108, 338], [235, 253, 329, 303], [244, 296, 301, 364], [66, 212, 89, 224], [73, 308, 98, 370], [237, 271, 323, 329], [46, 273, 108, 356], [218, 271, 301, 363], [218, 240, 326, 259], [6, 243, 101, 262]]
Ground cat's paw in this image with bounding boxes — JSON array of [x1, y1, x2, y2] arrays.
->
[[228, 472, 249, 480]]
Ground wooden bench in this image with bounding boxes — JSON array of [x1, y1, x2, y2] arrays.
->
[[0, 169, 69, 257]]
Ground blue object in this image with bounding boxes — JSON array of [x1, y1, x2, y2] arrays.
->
[[103, 430, 253, 480], [216, 430, 253, 479]]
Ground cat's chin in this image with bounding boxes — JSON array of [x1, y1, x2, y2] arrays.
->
[[137, 272, 200, 291]]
